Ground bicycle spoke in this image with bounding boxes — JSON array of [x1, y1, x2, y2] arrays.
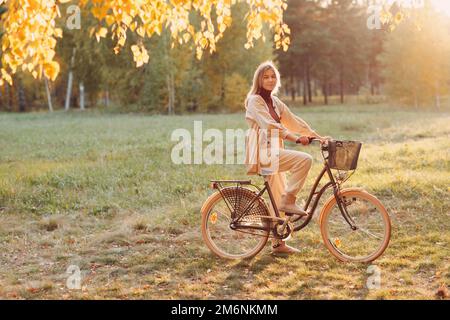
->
[[357, 227, 383, 240]]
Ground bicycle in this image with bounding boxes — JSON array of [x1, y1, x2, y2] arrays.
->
[[201, 139, 391, 262]]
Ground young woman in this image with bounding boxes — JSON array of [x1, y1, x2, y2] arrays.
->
[[244, 61, 331, 254]]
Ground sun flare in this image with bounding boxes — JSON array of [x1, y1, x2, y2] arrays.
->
[[431, 0, 450, 16]]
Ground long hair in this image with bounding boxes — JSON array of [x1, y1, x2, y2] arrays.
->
[[245, 60, 282, 107]]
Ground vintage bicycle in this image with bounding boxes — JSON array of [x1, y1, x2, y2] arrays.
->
[[201, 139, 391, 262]]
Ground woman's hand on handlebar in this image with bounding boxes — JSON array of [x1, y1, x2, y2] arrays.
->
[[296, 135, 332, 146], [295, 136, 312, 146]]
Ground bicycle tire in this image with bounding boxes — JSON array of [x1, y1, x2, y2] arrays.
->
[[319, 188, 391, 263], [201, 187, 270, 259]]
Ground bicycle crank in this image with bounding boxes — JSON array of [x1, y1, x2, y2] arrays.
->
[[273, 221, 294, 240]]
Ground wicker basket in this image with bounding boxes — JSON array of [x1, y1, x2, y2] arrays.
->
[[327, 140, 362, 171]]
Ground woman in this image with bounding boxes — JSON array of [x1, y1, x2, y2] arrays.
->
[[244, 61, 330, 254]]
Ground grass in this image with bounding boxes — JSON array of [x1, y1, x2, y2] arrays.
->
[[0, 102, 449, 299]]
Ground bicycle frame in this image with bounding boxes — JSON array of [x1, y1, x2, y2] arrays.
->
[[211, 146, 358, 236], [250, 162, 339, 232]]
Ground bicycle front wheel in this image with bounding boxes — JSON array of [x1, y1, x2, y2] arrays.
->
[[320, 188, 391, 263], [201, 187, 270, 259]]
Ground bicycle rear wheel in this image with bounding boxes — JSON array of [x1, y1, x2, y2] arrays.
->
[[319, 188, 391, 263], [201, 187, 270, 259]]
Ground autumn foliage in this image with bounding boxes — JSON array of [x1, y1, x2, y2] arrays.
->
[[0, 0, 291, 85]]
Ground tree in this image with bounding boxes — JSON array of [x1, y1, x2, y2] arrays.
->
[[0, 0, 291, 86], [379, 3, 450, 108], [277, 0, 368, 105], [199, 1, 274, 112], [325, 0, 368, 104]]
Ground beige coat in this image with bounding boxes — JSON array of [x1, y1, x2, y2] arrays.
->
[[244, 94, 317, 175]]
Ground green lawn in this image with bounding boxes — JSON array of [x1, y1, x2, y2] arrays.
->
[[0, 103, 449, 299]]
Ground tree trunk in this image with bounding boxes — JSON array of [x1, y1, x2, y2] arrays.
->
[[17, 78, 26, 112], [167, 72, 175, 115], [105, 89, 110, 107], [339, 66, 344, 104], [306, 58, 312, 103], [0, 85, 4, 111], [290, 74, 295, 101], [65, 71, 73, 110], [65, 47, 76, 111], [163, 31, 175, 115], [322, 78, 328, 105], [44, 77, 53, 112], [6, 83, 13, 111], [171, 72, 175, 114], [221, 72, 225, 103], [303, 63, 308, 106], [79, 82, 85, 110]]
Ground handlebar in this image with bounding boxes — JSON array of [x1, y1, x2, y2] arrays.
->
[[300, 137, 330, 151], [295, 136, 332, 152], [309, 137, 328, 144]]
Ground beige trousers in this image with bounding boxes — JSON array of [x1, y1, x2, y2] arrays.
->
[[264, 149, 313, 217]]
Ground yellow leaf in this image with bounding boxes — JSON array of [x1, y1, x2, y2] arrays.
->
[[223, 16, 232, 26], [1, 68, 13, 85], [99, 28, 108, 37], [200, 37, 208, 49], [118, 36, 126, 46], [54, 28, 63, 38], [44, 61, 60, 81], [122, 14, 132, 26], [182, 33, 190, 43], [334, 238, 341, 248], [210, 212, 218, 224], [131, 45, 139, 53], [142, 50, 149, 64], [137, 26, 145, 37], [105, 15, 115, 26], [196, 47, 203, 60]]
